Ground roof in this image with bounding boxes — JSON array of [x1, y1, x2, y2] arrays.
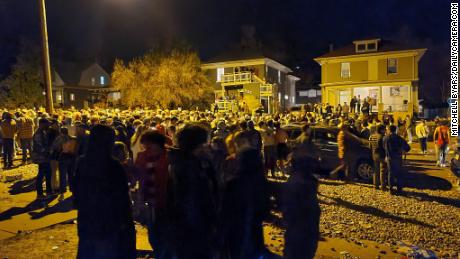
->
[[204, 48, 267, 63], [202, 48, 292, 73], [315, 40, 425, 60]]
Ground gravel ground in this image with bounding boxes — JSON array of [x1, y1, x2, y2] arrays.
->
[[316, 179, 460, 258]]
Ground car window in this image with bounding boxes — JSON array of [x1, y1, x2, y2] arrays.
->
[[286, 129, 301, 139], [314, 129, 337, 144]]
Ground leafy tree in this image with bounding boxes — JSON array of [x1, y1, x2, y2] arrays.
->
[[0, 42, 44, 108], [112, 48, 213, 109]]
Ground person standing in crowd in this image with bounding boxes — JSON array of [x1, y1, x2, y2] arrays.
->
[[73, 125, 136, 259], [167, 125, 218, 258], [53, 127, 78, 200], [343, 102, 350, 117], [282, 151, 320, 259], [332, 122, 365, 181], [335, 103, 342, 116], [384, 125, 410, 194], [16, 112, 34, 165], [405, 115, 413, 144], [135, 130, 170, 259], [416, 119, 429, 154], [1, 112, 17, 169], [433, 121, 450, 167], [369, 125, 387, 190], [356, 95, 361, 114], [325, 103, 333, 117], [48, 119, 61, 192], [361, 98, 370, 117], [259, 120, 276, 177], [350, 96, 357, 114], [221, 132, 270, 259], [274, 121, 289, 177], [360, 121, 371, 139], [246, 120, 262, 151], [213, 120, 229, 139], [32, 118, 52, 199]]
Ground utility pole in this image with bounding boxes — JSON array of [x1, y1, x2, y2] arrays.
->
[[38, 0, 54, 114]]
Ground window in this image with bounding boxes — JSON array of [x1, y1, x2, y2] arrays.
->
[[357, 44, 366, 52], [278, 70, 281, 83], [387, 58, 397, 74], [56, 92, 62, 101], [100, 76, 105, 85], [217, 68, 224, 82], [91, 77, 95, 86], [70, 93, 75, 101], [367, 43, 377, 51], [341, 62, 351, 78]]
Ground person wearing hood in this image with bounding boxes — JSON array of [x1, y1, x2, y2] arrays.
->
[[167, 124, 218, 259], [73, 125, 136, 259], [220, 131, 270, 259]]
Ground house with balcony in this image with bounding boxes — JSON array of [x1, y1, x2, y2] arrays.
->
[[201, 51, 294, 113], [53, 62, 120, 108], [314, 38, 426, 118]]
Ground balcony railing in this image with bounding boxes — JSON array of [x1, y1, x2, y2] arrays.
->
[[220, 72, 253, 86], [260, 84, 273, 97], [215, 100, 238, 112]]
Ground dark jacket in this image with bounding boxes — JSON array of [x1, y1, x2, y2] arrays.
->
[[383, 133, 410, 160], [283, 172, 320, 259], [167, 148, 218, 257], [221, 148, 270, 258], [73, 156, 134, 238], [32, 129, 50, 164]]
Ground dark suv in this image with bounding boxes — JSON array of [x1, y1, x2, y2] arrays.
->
[[282, 124, 374, 181]]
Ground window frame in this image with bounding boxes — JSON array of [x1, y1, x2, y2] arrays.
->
[[216, 68, 225, 82], [341, 62, 351, 78], [387, 58, 398, 74]]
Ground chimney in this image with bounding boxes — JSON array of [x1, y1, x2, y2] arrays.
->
[[329, 43, 334, 52]]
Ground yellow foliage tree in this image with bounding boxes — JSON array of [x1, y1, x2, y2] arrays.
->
[[112, 49, 213, 109]]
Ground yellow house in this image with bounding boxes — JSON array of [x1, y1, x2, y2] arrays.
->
[[201, 51, 294, 114], [314, 38, 426, 118]]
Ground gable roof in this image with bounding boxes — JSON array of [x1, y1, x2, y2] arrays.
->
[[203, 48, 292, 73], [204, 48, 267, 63], [315, 40, 425, 60]]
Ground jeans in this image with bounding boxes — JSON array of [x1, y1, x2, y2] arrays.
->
[[20, 138, 32, 163], [59, 157, 75, 193], [36, 162, 52, 196], [2, 138, 14, 168], [407, 128, 413, 143], [438, 144, 448, 165], [387, 158, 404, 192], [373, 157, 387, 189], [419, 137, 427, 152]]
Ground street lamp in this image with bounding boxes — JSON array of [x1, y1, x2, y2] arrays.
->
[[38, 0, 54, 114]]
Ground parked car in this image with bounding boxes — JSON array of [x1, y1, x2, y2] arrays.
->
[[282, 124, 374, 181]]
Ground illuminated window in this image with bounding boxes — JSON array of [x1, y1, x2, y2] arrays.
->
[[100, 76, 105, 85], [91, 77, 96, 86], [341, 63, 351, 78], [278, 70, 281, 83], [217, 68, 224, 82], [387, 58, 397, 74], [70, 93, 75, 101], [56, 92, 62, 101]]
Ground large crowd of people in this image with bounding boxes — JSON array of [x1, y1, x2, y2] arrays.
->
[[0, 105, 453, 258]]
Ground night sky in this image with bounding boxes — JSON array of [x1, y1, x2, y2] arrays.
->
[[0, 0, 452, 103]]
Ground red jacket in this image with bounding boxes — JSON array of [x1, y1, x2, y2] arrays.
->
[[135, 149, 169, 209]]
